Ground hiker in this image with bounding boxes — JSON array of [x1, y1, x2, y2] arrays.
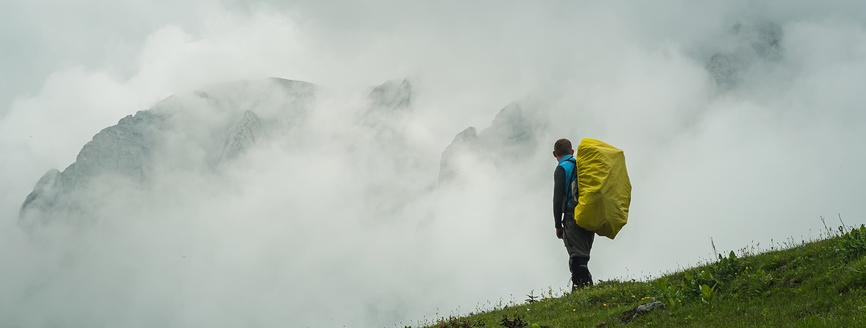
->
[[552, 138, 595, 289]]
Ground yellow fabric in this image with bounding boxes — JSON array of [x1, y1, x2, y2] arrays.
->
[[572, 138, 632, 239]]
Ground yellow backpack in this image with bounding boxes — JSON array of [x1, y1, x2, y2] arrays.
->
[[571, 138, 632, 239]]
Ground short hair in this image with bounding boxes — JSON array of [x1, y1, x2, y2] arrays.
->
[[554, 138, 572, 156]]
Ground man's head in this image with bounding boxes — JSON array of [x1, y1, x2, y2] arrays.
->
[[553, 138, 574, 160]]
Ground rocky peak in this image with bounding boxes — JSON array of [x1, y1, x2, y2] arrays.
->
[[438, 127, 478, 182], [219, 110, 266, 164], [19, 78, 316, 231], [358, 79, 415, 142], [368, 79, 412, 112], [706, 20, 784, 90], [438, 101, 543, 183]]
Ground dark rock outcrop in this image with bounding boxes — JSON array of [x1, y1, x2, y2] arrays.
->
[[621, 301, 666, 324]]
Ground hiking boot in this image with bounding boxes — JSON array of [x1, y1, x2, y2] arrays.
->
[[572, 264, 593, 289]]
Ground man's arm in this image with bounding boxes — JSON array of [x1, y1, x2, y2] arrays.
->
[[553, 165, 566, 229]]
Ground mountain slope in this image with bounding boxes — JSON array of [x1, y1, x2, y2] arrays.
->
[[421, 226, 866, 328]]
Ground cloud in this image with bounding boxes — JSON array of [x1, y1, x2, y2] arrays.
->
[[2, 1, 866, 327]]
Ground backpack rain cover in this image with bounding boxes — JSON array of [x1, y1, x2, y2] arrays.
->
[[572, 138, 632, 239]]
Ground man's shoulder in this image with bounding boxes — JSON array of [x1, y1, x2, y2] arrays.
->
[[556, 160, 575, 171]]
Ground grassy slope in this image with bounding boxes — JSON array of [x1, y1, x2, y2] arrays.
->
[[421, 226, 866, 328]]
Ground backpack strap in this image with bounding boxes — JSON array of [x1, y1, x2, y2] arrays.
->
[[569, 158, 578, 208], [561, 157, 577, 213]]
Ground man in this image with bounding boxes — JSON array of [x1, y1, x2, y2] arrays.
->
[[552, 138, 595, 289]]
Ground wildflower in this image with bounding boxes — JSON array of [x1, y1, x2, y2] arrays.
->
[[572, 308, 576, 312], [603, 303, 607, 307]]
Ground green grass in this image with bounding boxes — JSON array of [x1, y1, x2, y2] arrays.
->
[[418, 225, 866, 328]]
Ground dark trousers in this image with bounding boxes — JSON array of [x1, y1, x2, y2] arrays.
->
[[562, 212, 594, 288]]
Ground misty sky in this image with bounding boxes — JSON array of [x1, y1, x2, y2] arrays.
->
[[2, 1, 866, 327]]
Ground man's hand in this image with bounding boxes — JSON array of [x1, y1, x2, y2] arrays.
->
[[556, 227, 564, 239]]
